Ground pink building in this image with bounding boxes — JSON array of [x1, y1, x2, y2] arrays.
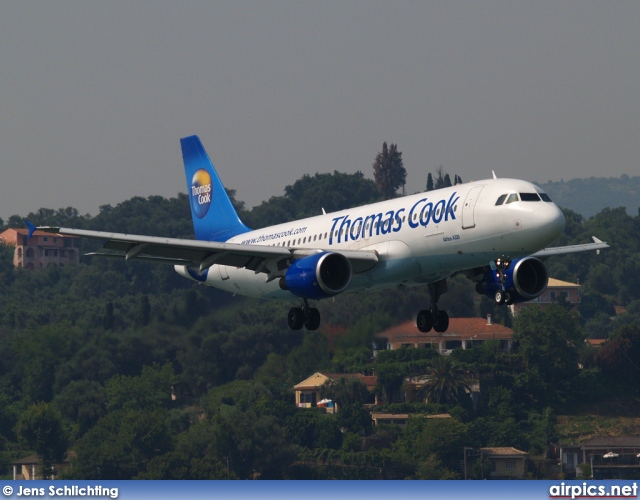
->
[[0, 228, 80, 270]]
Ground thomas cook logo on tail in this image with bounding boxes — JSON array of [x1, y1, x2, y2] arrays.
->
[[190, 169, 212, 219]]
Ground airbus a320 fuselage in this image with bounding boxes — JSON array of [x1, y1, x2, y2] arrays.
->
[[32, 136, 608, 332]]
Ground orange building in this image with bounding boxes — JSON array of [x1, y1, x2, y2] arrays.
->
[[511, 277, 581, 314], [0, 228, 80, 270], [376, 316, 513, 355]]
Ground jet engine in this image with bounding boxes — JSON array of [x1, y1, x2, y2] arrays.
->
[[476, 257, 549, 304], [280, 252, 352, 300]]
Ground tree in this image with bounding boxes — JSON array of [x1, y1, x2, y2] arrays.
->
[[426, 173, 434, 192], [285, 410, 342, 450], [72, 408, 170, 479], [135, 294, 151, 327], [418, 356, 473, 405], [245, 171, 380, 229], [320, 377, 373, 436], [595, 324, 640, 393], [580, 293, 615, 323], [513, 305, 584, 405], [395, 416, 468, 477], [103, 302, 115, 330], [372, 142, 406, 199], [136, 451, 233, 479], [53, 380, 107, 440], [320, 377, 371, 408], [429, 166, 461, 190], [434, 165, 446, 189], [105, 363, 175, 412], [15, 402, 69, 478]]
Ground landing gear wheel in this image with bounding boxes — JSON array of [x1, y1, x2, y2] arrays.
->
[[417, 310, 433, 333], [495, 290, 505, 305], [288, 307, 304, 330], [504, 290, 515, 306], [433, 310, 450, 333], [417, 279, 451, 333], [304, 308, 321, 331]]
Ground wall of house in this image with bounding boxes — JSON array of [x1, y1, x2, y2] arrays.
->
[[492, 458, 526, 479]]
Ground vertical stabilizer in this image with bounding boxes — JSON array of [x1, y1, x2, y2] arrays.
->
[[181, 135, 251, 241]]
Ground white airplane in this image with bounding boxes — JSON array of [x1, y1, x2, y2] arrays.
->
[[29, 135, 608, 332]]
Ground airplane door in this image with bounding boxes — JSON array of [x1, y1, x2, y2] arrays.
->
[[461, 186, 484, 229]]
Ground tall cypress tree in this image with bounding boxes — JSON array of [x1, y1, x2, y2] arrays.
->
[[373, 142, 407, 199], [426, 173, 434, 192]]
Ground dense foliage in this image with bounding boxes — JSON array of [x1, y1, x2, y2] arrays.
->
[[0, 170, 639, 479]]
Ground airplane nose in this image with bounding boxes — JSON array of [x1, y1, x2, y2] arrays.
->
[[532, 203, 565, 244]]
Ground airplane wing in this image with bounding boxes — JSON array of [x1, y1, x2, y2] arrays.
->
[[32, 226, 379, 274], [531, 236, 609, 258]]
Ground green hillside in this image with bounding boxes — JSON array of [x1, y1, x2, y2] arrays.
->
[[0, 169, 639, 479], [536, 175, 640, 219]]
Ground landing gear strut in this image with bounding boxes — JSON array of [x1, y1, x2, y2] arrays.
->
[[288, 299, 320, 331], [493, 258, 515, 305], [417, 279, 450, 333]]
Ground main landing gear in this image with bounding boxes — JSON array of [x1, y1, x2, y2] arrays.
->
[[493, 258, 515, 306], [288, 299, 321, 331], [417, 280, 450, 333]]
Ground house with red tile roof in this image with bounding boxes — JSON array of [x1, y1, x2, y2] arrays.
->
[[376, 315, 513, 355]]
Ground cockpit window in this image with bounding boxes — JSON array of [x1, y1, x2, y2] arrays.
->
[[495, 194, 507, 206], [519, 193, 541, 201], [505, 193, 519, 204], [539, 192, 552, 202]]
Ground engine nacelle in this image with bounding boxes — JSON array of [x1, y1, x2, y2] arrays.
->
[[476, 257, 549, 304], [280, 252, 352, 300]]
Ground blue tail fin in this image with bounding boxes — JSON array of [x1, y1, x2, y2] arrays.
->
[[181, 135, 251, 242]]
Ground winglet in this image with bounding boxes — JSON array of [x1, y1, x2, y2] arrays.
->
[[592, 236, 603, 254], [25, 220, 37, 240]]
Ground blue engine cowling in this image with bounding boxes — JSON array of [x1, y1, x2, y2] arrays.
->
[[280, 252, 352, 300], [476, 257, 549, 304]]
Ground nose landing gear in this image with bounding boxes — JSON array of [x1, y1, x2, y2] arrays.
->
[[493, 258, 515, 305]]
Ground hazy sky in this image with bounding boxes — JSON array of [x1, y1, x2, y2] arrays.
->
[[1, 1, 639, 223]]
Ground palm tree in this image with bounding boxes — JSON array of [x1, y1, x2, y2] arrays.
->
[[418, 356, 473, 405]]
